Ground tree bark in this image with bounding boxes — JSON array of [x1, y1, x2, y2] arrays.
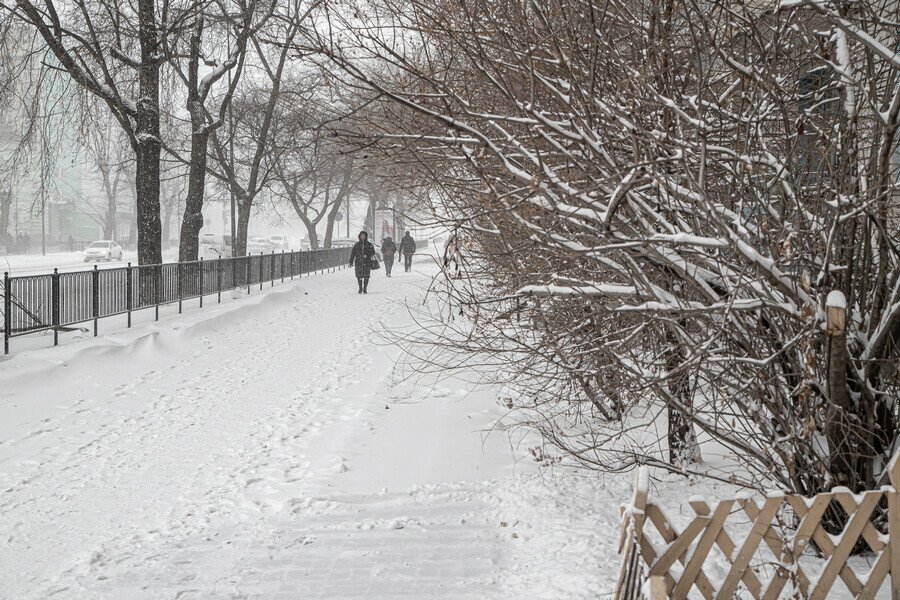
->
[[135, 0, 163, 266], [235, 193, 252, 256], [178, 121, 210, 261], [0, 190, 13, 252], [301, 217, 319, 250], [666, 325, 699, 466]]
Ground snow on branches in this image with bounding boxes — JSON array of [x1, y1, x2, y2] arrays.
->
[[320, 0, 900, 494]]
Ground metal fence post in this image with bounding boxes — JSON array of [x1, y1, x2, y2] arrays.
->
[[247, 256, 251, 295], [177, 261, 183, 314], [156, 264, 161, 321], [53, 269, 60, 346], [281, 251, 285, 282], [92, 265, 99, 337], [3, 271, 10, 355], [260, 253, 264, 291], [217, 257, 222, 304], [199, 258, 204, 309], [126, 263, 133, 328]]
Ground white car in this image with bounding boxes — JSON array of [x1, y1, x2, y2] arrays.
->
[[200, 233, 233, 259], [247, 237, 274, 253], [269, 235, 289, 250], [83, 240, 123, 262]]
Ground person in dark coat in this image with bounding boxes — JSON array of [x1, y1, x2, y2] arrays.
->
[[349, 230, 376, 293], [381, 236, 397, 277], [399, 231, 416, 272]]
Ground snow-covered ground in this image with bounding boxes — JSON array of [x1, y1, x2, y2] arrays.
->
[[0, 254, 628, 599], [3, 251, 891, 599]]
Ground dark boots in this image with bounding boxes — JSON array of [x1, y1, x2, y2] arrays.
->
[[363, 278, 369, 294], [358, 279, 363, 294]]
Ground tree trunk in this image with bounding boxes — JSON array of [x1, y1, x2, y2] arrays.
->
[[666, 325, 699, 466], [162, 197, 175, 247], [324, 170, 353, 248], [135, 0, 163, 266], [178, 122, 210, 261], [235, 193, 252, 256], [0, 190, 12, 252], [102, 174, 118, 240], [303, 220, 319, 250], [323, 201, 342, 249]]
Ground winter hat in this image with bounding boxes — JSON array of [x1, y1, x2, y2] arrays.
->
[[358, 231, 368, 240]]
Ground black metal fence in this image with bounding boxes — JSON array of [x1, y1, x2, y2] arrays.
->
[[2, 247, 352, 354]]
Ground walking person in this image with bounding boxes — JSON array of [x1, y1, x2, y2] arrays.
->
[[381, 236, 397, 277], [349, 230, 376, 294], [399, 231, 417, 272]]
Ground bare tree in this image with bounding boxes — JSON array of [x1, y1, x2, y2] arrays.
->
[[1, 0, 190, 264], [270, 90, 362, 249], [163, 0, 273, 261], [206, 0, 310, 256], [81, 106, 134, 240]]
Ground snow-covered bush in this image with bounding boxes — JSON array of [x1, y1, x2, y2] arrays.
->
[[318, 0, 900, 495]]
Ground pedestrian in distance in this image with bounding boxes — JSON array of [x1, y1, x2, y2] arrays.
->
[[381, 236, 397, 277], [349, 230, 376, 294], [67, 234, 75, 253], [399, 231, 417, 272]]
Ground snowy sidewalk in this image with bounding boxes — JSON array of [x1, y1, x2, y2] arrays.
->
[[0, 258, 619, 599]]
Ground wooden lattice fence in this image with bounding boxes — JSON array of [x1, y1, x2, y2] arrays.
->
[[615, 450, 900, 600]]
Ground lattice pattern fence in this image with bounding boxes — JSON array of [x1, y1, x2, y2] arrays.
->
[[615, 449, 900, 600]]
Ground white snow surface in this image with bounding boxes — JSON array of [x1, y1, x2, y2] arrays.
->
[[0, 257, 624, 599]]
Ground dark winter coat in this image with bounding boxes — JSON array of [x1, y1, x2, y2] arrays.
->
[[349, 239, 376, 278], [381, 238, 397, 263], [399, 234, 416, 255]]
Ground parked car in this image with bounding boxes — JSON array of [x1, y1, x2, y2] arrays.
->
[[269, 234, 289, 250], [83, 240, 124, 262], [329, 237, 356, 248], [200, 233, 233, 259], [247, 237, 274, 253]]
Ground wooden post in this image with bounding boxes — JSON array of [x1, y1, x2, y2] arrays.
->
[[632, 466, 649, 542], [888, 447, 900, 600], [648, 575, 667, 600], [826, 291, 846, 335]]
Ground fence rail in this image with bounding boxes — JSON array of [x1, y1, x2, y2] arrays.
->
[[614, 449, 900, 600], [2, 247, 352, 355]]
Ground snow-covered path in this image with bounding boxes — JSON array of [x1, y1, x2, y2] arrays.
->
[[0, 259, 616, 599]]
